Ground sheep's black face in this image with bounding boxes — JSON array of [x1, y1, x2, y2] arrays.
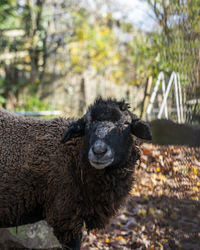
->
[[85, 120, 132, 169], [61, 98, 152, 169]]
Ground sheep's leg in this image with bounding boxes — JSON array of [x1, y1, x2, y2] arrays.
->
[[53, 229, 82, 250], [63, 233, 82, 250], [85, 215, 105, 231]]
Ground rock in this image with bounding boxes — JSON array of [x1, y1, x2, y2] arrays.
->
[[8, 221, 61, 249], [0, 228, 25, 249]]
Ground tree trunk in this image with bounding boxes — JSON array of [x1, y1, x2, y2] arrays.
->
[[141, 76, 153, 120], [79, 77, 86, 115]]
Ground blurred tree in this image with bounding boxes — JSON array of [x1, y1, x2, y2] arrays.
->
[[3, 0, 198, 115], [0, 0, 82, 108], [145, 0, 200, 82], [67, 10, 120, 76], [1, 0, 151, 111], [144, 0, 200, 123], [67, 8, 152, 86], [66, 8, 140, 113], [0, 0, 47, 107]]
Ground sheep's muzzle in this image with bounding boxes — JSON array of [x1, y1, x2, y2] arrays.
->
[[88, 139, 114, 169]]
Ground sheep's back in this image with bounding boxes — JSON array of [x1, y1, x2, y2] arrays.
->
[[0, 108, 73, 169]]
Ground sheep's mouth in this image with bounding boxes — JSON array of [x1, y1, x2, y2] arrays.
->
[[89, 159, 114, 169]]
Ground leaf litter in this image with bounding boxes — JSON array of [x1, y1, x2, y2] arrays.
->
[[82, 143, 200, 250]]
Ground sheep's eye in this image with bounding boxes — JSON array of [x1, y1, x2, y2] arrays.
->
[[86, 124, 90, 129]]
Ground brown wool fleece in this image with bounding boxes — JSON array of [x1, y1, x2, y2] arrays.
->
[[0, 108, 139, 246]]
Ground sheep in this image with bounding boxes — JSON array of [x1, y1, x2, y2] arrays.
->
[[0, 97, 152, 250]]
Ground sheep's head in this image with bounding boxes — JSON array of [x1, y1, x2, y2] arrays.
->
[[61, 98, 152, 169]]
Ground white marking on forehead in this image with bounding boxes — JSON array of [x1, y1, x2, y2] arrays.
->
[[119, 112, 132, 124], [95, 122, 115, 139]]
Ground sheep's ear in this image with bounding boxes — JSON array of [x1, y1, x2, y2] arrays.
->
[[131, 119, 152, 140], [61, 118, 86, 143]]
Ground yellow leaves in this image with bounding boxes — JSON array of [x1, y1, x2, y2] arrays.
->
[[26, 65, 32, 71], [191, 167, 198, 175], [192, 186, 199, 192], [76, 29, 87, 40], [99, 26, 110, 37], [71, 55, 79, 63], [74, 65, 84, 73], [148, 207, 155, 216], [24, 42, 31, 50], [67, 16, 122, 78], [191, 196, 199, 201], [156, 167, 161, 172], [191, 185, 200, 200], [105, 237, 110, 243], [69, 43, 83, 56], [110, 70, 123, 83], [115, 236, 126, 242], [89, 48, 97, 57], [34, 78, 40, 84], [105, 236, 126, 244], [129, 80, 136, 85], [147, 207, 164, 218], [24, 55, 31, 63], [138, 208, 147, 216], [156, 241, 164, 248], [96, 38, 106, 50], [112, 54, 120, 64]]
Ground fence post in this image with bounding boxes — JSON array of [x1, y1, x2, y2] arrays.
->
[[141, 76, 153, 120]]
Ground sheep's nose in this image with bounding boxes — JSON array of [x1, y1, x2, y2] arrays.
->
[[92, 140, 108, 155]]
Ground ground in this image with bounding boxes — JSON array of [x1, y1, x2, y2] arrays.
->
[[82, 143, 200, 250]]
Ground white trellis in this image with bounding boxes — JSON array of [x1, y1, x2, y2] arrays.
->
[[146, 72, 184, 123]]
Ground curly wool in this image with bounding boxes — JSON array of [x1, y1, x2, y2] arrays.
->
[[0, 106, 139, 245], [0, 109, 72, 226]]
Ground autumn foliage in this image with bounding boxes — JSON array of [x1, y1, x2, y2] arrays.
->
[[82, 143, 200, 249]]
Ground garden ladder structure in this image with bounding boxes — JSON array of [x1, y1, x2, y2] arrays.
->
[[146, 72, 184, 123]]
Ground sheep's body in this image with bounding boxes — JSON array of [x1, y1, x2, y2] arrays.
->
[[0, 109, 72, 227], [0, 106, 140, 248]]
